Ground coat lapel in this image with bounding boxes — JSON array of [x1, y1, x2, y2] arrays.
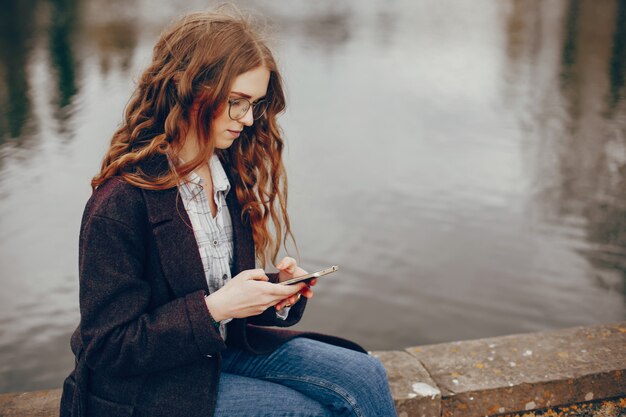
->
[[142, 185, 209, 298], [138, 154, 208, 298]]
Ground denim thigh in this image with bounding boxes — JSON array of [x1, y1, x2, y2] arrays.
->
[[213, 372, 332, 417], [221, 337, 398, 417]]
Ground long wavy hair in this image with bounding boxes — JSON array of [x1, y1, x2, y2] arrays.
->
[[92, 9, 293, 267]]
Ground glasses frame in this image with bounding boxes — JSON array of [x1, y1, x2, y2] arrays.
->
[[228, 97, 268, 121]]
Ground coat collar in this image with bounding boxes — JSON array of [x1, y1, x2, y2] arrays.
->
[[138, 154, 255, 298]]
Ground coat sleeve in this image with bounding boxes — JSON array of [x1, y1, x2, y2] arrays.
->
[[246, 272, 308, 327], [79, 213, 226, 377]]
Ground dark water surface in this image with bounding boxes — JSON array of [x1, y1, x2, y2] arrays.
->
[[1, 0, 625, 392]]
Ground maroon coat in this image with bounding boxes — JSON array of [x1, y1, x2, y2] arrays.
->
[[59, 155, 364, 417]]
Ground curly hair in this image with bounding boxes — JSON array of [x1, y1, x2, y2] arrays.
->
[[92, 8, 293, 267]]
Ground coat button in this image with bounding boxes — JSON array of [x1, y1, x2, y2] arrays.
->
[[222, 274, 228, 280]]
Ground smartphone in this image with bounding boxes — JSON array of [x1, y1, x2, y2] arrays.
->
[[280, 265, 339, 285]]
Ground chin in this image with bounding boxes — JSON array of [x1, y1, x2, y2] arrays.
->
[[214, 141, 235, 150]]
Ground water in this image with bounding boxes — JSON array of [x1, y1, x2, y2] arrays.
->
[[0, 0, 625, 393]]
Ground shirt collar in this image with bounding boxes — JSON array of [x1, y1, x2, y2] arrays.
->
[[173, 154, 231, 196], [209, 154, 231, 195]]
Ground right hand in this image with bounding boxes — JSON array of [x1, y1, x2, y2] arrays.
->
[[204, 268, 308, 322]]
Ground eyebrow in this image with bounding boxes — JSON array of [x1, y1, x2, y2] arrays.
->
[[231, 91, 266, 101]]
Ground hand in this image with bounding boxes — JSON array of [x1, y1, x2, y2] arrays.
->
[[275, 257, 317, 310], [204, 268, 307, 322]]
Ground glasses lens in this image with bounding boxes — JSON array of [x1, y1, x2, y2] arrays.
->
[[253, 100, 268, 120], [229, 99, 249, 120]]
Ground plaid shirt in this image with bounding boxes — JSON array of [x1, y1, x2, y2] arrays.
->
[[178, 155, 234, 340], [177, 155, 288, 341]]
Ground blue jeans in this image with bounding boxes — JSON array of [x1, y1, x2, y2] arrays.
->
[[213, 337, 398, 417]]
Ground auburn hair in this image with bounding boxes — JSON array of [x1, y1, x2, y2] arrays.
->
[[92, 8, 293, 267]]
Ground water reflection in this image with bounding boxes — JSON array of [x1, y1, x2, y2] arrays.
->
[[242, 1, 355, 52], [0, 0, 625, 393], [85, 0, 139, 75], [609, 0, 626, 109], [561, 0, 580, 85], [555, 0, 626, 295], [90, 21, 137, 75], [48, 0, 80, 137], [503, 0, 626, 296], [0, 0, 37, 144]]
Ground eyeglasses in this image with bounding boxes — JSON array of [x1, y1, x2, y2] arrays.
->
[[228, 97, 268, 121]]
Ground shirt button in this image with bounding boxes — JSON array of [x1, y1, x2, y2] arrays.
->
[[212, 240, 219, 246], [206, 354, 212, 358], [222, 274, 228, 280]]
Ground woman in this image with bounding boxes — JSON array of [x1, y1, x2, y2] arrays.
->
[[60, 8, 398, 417]]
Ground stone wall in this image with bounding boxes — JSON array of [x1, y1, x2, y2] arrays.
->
[[373, 322, 625, 417], [0, 322, 624, 417]]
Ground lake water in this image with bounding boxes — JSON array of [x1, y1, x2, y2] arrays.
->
[[1, 0, 625, 393]]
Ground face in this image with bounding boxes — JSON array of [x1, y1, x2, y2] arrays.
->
[[210, 66, 270, 149]]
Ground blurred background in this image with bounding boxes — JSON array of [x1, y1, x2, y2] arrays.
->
[[1, 0, 625, 393]]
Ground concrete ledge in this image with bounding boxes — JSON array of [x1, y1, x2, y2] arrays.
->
[[404, 322, 625, 417], [1, 389, 623, 417], [0, 389, 61, 417], [371, 350, 441, 417], [1, 322, 624, 417]]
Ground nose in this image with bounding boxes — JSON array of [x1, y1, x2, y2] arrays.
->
[[240, 105, 254, 127]]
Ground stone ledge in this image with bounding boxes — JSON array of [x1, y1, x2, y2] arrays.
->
[[1, 322, 624, 417], [0, 389, 61, 417], [370, 350, 441, 417], [404, 322, 626, 417], [1, 390, 623, 417]]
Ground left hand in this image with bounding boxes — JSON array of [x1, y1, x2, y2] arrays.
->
[[275, 256, 317, 310]]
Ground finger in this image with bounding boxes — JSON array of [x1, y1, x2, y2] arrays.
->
[[258, 281, 304, 299], [275, 290, 303, 309], [276, 257, 286, 270], [278, 256, 297, 273], [284, 296, 298, 309], [247, 268, 269, 281], [276, 256, 293, 269], [273, 282, 307, 297], [275, 296, 292, 310], [309, 278, 317, 286], [300, 287, 314, 299]]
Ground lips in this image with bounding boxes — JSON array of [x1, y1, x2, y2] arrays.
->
[[227, 129, 242, 138]]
